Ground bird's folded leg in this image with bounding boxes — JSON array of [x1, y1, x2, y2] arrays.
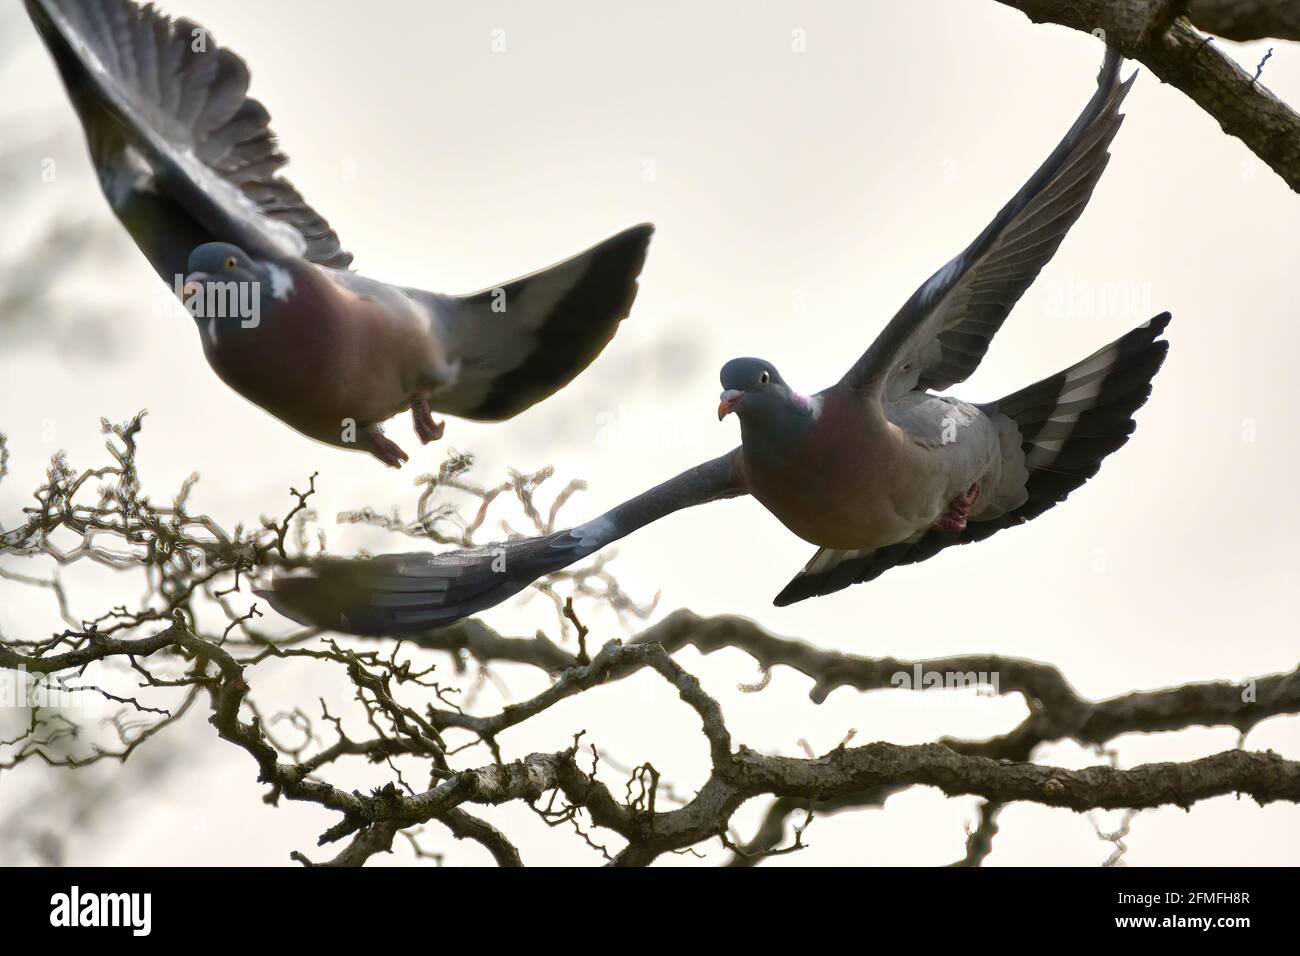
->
[[411, 397, 446, 444], [933, 483, 980, 533], [360, 425, 409, 468]]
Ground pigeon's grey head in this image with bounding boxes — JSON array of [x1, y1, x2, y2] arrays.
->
[[718, 358, 818, 452], [185, 242, 266, 290], [181, 243, 294, 333], [718, 357, 793, 419]]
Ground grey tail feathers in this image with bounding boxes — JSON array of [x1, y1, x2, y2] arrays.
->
[[989, 310, 1171, 526]]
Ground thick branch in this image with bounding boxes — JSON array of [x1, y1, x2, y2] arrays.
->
[[631, 610, 1300, 753], [994, 0, 1300, 191], [1188, 0, 1300, 40], [731, 742, 1300, 811]]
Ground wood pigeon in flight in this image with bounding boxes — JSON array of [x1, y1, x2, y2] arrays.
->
[[266, 48, 1171, 635], [26, 0, 654, 466]]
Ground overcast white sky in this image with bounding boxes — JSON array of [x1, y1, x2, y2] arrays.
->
[[1, 0, 1297, 866]]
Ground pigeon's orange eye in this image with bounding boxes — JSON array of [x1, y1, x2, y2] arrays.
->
[[758, 371, 770, 385], [224, 256, 238, 270]]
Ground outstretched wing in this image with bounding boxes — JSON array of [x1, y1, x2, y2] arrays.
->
[[410, 224, 654, 421], [841, 48, 1133, 400], [263, 451, 746, 634], [27, 0, 350, 283]]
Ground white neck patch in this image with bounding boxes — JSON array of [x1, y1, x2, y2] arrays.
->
[[794, 392, 824, 419], [265, 262, 295, 301]]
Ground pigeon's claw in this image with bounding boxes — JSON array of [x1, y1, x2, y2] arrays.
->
[[933, 483, 980, 534], [361, 427, 409, 468], [411, 398, 446, 444]]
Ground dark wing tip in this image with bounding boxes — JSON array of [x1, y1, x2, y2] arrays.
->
[[771, 559, 868, 607], [772, 585, 805, 607], [772, 555, 859, 607], [1147, 310, 1173, 337], [462, 223, 656, 420]]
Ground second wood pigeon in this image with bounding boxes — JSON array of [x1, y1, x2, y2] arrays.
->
[[26, 0, 654, 466], [266, 48, 1172, 634]]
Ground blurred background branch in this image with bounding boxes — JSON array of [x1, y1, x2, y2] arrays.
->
[[0, 8, 125, 356]]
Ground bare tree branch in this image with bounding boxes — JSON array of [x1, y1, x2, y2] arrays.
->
[[951, 801, 1004, 867], [2, 418, 1296, 866]]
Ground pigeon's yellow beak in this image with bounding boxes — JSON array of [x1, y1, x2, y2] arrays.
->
[[718, 389, 743, 420]]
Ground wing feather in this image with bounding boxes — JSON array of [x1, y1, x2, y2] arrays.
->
[[26, 0, 351, 281], [840, 48, 1133, 400]]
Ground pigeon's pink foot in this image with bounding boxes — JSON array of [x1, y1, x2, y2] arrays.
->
[[933, 483, 980, 533], [361, 427, 409, 468], [411, 398, 445, 445]]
